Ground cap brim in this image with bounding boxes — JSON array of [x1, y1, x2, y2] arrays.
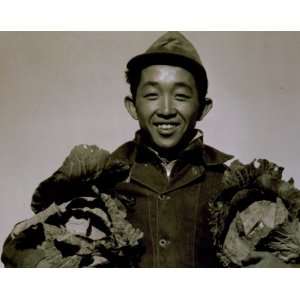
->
[[127, 52, 207, 79]]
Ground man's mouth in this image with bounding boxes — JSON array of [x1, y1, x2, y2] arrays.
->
[[153, 122, 180, 135]]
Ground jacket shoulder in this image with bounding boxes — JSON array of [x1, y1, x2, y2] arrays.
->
[[203, 144, 234, 167]]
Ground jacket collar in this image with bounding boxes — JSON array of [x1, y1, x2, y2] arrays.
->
[[109, 130, 233, 167]]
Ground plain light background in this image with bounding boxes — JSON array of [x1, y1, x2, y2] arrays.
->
[[1, 32, 300, 267]]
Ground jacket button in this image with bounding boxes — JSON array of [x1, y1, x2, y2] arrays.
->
[[159, 239, 170, 248], [192, 167, 199, 175]]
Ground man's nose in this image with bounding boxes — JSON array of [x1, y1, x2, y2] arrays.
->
[[157, 95, 176, 117]]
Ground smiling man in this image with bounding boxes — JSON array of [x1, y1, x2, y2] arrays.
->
[[1, 32, 236, 267], [105, 31, 234, 267], [22, 32, 234, 267]]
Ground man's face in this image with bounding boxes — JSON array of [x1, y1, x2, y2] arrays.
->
[[130, 65, 201, 151]]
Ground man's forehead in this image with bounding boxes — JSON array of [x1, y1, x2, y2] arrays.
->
[[140, 65, 195, 82]]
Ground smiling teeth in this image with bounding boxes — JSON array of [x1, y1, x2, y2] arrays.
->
[[158, 124, 175, 129]]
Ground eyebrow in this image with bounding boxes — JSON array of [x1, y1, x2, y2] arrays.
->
[[141, 81, 159, 88]]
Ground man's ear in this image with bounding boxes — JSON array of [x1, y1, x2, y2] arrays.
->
[[124, 96, 138, 120], [197, 98, 213, 121]]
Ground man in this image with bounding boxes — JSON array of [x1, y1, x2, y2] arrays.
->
[[27, 32, 232, 267], [3, 32, 288, 267]]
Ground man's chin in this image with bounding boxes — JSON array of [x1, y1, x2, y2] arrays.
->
[[149, 131, 197, 157], [140, 129, 194, 155], [150, 133, 178, 146]]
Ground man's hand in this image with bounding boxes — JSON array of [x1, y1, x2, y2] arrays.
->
[[242, 251, 289, 268]]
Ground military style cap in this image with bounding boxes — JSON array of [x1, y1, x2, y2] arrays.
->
[[127, 31, 207, 91]]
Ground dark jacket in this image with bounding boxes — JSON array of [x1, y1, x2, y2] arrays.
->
[[30, 133, 233, 267], [107, 134, 233, 267]]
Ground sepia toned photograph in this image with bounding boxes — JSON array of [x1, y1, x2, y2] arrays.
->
[[1, 31, 300, 268]]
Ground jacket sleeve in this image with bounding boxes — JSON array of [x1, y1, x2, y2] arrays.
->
[[31, 145, 110, 213]]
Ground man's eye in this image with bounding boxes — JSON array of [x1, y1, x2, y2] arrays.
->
[[144, 93, 159, 100], [175, 94, 190, 101]]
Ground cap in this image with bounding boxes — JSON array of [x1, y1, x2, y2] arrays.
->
[[127, 31, 207, 89]]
